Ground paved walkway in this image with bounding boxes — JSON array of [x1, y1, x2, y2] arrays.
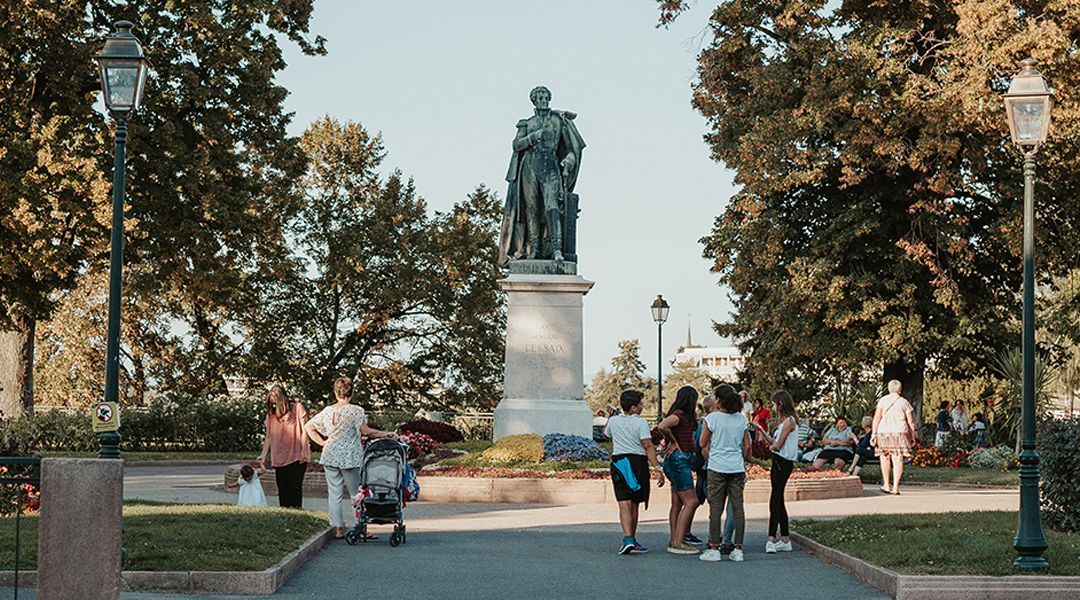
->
[[2, 465, 1018, 599]]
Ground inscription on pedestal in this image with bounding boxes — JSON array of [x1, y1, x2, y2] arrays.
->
[[508, 260, 578, 276]]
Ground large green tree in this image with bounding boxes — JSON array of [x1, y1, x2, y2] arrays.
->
[[244, 117, 505, 411], [2, 1, 325, 414], [659, 0, 1079, 426], [586, 339, 658, 416]]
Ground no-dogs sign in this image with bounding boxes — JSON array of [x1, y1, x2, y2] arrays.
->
[[92, 402, 120, 432]]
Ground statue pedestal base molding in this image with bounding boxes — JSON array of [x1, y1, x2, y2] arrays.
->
[[493, 272, 594, 440]]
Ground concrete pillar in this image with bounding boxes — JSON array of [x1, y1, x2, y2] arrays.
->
[[494, 273, 595, 439], [37, 458, 122, 600]]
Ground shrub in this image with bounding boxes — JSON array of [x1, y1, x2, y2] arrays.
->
[[398, 419, 465, 443], [939, 432, 975, 456], [911, 445, 948, 468], [970, 446, 1017, 470], [396, 432, 439, 461], [0, 394, 266, 454], [542, 434, 608, 462], [1040, 418, 1080, 533], [480, 433, 544, 463]]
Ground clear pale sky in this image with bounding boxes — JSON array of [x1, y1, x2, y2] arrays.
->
[[276, 0, 738, 380]]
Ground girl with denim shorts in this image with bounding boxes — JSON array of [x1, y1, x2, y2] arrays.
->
[[658, 386, 703, 555]]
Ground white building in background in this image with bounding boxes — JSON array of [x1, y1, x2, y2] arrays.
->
[[671, 326, 747, 381]]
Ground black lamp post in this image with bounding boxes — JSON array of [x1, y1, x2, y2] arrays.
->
[[1003, 57, 1054, 571], [650, 295, 670, 422], [94, 21, 150, 459]]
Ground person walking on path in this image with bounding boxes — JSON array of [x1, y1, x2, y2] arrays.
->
[[605, 389, 665, 555], [304, 376, 397, 539], [699, 385, 751, 563], [256, 384, 310, 509], [871, 380, 916, 495], [657, 386, 701, 555], [766, 390, 798, 554]]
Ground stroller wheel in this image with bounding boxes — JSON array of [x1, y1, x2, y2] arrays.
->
[[344, 530, 361, 546], [389, 533, 401, 547]]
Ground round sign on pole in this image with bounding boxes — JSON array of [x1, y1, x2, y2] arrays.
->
[[92, 402, 120, 432]]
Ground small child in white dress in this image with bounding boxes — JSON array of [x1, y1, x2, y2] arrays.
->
[[234, 464, 268, 507]]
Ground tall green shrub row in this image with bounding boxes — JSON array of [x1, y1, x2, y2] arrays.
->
[[0, 396, 266, 454], [1040, 418, 1080, 533]]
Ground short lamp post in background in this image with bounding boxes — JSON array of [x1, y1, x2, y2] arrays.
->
[[94, 21, 150, 459], [650, 295, 670, 422], [1002, 57, 1054, 571]]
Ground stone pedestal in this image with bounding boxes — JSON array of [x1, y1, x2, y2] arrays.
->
[[38, 458, 122, 600], [494, 272, 594, 440]]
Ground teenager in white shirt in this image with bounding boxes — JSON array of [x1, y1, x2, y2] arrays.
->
[[604, 389, 665, 555]]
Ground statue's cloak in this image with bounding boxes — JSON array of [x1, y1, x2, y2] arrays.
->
[[498, 110, 586, 266]]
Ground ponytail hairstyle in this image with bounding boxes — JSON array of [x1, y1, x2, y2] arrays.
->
[[714, 384, 742, 414], [667, 386, 699, 428], [771, 390, 797, 422]]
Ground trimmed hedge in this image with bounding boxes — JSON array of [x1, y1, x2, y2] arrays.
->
[[1040, 418, 1080, 533], [1, 395, 266, 454], [398, 419, 465, 443], [480, 433, 544, 463]]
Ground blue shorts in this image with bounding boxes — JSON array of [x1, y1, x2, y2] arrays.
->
[[662, 451, 695, 492]]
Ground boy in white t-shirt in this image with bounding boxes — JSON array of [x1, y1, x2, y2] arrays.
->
[[604, 389, 665, 555]]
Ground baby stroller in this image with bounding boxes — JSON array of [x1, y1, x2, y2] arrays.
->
[[345, 438, 410, 547]]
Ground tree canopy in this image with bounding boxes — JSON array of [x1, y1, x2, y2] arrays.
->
[[658, 0, 1080, 424]]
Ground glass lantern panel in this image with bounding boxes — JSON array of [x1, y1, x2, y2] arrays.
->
[[1009, 98, 1046, 142], [104, 63, 141, 110]]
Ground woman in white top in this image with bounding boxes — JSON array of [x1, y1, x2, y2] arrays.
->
[[870, 379, 917, 495], [766, 390, 798, 554], [304, 376, 397, 538], [950, 400, 968, 433]]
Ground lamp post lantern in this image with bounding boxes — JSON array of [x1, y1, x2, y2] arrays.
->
[[650, 295, 670, 422], [94, 20, 150, 459], [1003, 57, 1053, 571]]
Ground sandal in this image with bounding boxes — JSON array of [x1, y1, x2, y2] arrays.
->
[[889, 489, 900, 495], [333, 527, 345, 539], [879, 486, 891, 494]]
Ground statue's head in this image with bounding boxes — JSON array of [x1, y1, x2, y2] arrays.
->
[[530, 86, 551, 110]]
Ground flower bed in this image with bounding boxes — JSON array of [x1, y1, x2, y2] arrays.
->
[[424, 462, 849, 481]]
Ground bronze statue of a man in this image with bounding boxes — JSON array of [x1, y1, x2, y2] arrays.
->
[[499, 86, 585, 266]]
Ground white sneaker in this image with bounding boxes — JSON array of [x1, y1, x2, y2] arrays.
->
[[774, 540, 793, 552], [699, 549, 723, 562], [765, 541, 776, 553], [729, 548, 744, 562]]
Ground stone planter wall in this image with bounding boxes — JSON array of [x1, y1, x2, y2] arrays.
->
[[224, 465, 863, 505]]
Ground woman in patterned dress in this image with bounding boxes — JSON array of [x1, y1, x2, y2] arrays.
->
[[304, 376, 397, 538]]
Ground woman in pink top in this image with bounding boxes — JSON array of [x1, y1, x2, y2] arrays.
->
[[870, 379, 917, 495], [257, 384, 311, 508]]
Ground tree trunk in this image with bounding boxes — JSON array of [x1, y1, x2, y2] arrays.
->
[[0, 317, 35, 418], [883, 358, 924, 440]]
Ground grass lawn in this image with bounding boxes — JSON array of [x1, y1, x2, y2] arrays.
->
[[793, 511, 1080, 576], [443, 440, 494, 454], [0, 504, 328, 571], [856, 465, 1017, 487]]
